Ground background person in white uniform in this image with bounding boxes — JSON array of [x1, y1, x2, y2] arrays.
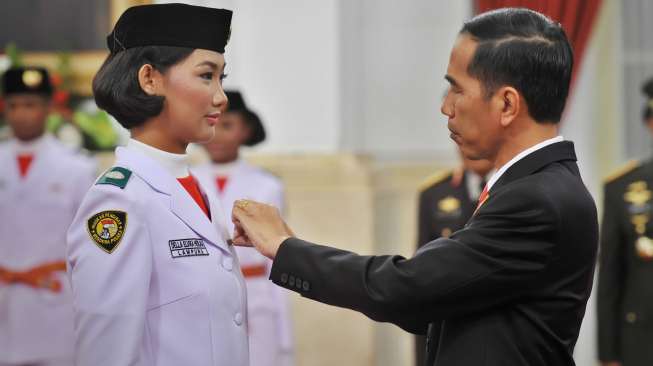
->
[[0, 66, 96, 366], [195, 90, 294, 366], [66, 4, 250, 366]]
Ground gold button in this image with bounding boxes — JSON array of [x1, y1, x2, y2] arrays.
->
[[626, 312, 637, 323]]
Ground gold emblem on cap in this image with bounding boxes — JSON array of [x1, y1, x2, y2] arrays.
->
[[22, 70, 43, 88], [438, 196, 460, 213]]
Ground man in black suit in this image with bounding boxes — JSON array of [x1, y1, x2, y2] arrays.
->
[[597, 78, 653, 366], [232, 8, 598, 366], [414, 156, 492, 366]]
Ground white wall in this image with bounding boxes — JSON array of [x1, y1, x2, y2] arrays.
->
[[340, 1, 470, 162], [158, 0, 342, 152], [160, 0, 468, 161]]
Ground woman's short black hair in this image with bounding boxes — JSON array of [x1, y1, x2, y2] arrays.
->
[[92, 46, 194, 129], [461, 8, 573, 124]]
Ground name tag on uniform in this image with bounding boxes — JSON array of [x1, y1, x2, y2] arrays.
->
[[169, 238, 209, 258]]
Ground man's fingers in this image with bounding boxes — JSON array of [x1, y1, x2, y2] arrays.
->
[[232, 236, 253, 247]]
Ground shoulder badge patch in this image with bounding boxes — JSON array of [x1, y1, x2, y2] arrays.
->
[[96, 167, 132, 189], [87, 211, 127, 253]]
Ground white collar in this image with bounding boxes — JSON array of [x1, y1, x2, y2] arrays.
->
[[486, 136, 563, 191], [465, 170, 492, 201], [211, 158, 243, 176], [126, 138, 189, 178], [12, 133, 50, 154]]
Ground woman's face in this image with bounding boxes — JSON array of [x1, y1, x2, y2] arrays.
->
[[157, 49, 227, 146]]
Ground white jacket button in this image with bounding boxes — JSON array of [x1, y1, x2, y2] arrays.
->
[[234, 312, 243, 326], [222, 257, 233, 271]]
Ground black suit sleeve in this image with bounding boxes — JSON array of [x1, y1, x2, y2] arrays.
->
[[417, 190, 432, 249], [597, 184, 626, 362], [270, 186, 557, 334]]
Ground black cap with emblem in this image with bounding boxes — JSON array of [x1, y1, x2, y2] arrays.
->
[[107, 3, 232, 54], [1, 67, 53, 97], [225, 90, 266, 146]]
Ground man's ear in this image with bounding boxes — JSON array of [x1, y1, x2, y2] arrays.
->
[[494, 86, 520, 127], [137, 64, 163, 96]]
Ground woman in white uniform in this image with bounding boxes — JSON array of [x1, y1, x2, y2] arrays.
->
[[66, 4, 249, 366], [194, 91, 294, 366], [0, 67, 96, 366]]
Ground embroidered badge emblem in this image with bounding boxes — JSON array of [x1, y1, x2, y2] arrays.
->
[[87, 210, 127, 253]]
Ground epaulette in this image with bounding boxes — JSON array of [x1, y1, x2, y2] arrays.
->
[[96, 167, 132, 189], [418, 170, 453, 192], [604, 160, 640, 184]]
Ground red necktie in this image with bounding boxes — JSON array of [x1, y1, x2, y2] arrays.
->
[[216, 176, 228, 193], [177, 175, 211, 218], [476, 184, 489, 211], [17, 154, 34, 178]]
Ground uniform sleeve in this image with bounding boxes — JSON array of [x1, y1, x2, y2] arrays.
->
[[66, 185, 152, 366], [266, 178, 286, 216], [597, 184, 625, 362], [269, 186, 559, 334]]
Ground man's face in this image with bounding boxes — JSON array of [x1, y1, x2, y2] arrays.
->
[[441, 34, 502, 163], [4, 94, 50, 141]]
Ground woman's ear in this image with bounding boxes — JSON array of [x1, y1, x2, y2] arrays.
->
[[496, 86, 520, 127], [137, 64, 162, 96]]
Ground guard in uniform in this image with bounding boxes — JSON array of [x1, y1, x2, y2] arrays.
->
[[195, 90, 294, 366], [598, 78, 653, 366], [414, 154, 492, 366], [0, 67, 96, 366], [66, 4, 249, 366]]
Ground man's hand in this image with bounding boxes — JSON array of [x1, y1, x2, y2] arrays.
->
[[231, 199, 294, 259]]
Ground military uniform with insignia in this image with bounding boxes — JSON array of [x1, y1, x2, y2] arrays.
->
[[67, 141, 249, 366], [598, 78, 653, 366], [414, 168, 487, 366], [0, 67, 97, 366], [598, 160, 653, 366], [65, 5, 249, 366]]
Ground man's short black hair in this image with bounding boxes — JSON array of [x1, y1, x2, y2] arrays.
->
[[461, 8, 573, 124], [92, 46, 194, 129]]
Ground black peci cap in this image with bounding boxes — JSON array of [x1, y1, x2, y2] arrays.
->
[[2, 67, 53, 97], [107, 3, 232, 54], [225, 90, 266, 146]]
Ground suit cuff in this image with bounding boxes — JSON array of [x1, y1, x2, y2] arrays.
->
[[270, 237, 312, 295]]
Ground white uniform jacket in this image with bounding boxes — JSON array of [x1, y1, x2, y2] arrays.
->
[[0, 135, 96, 364], [194, 160, 293, 366], [66, 146, 249, 366]]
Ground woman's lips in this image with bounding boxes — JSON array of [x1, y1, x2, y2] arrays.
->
[[205, 113, 221, 125]]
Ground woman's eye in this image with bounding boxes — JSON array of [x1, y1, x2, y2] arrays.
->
[[200, 72, 214, 80]]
